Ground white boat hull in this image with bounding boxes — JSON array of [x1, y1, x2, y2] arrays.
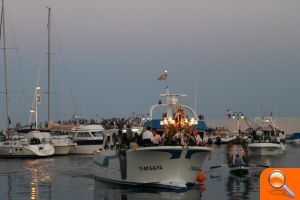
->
[[94, 146, 211, 190], [287, 139, 300, 145], [53, 144, 75, 155], [0, 143, 55, 157], [248, 143, 285, 156], [70, 144, 101, 154]]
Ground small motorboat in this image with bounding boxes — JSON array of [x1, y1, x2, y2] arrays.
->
[[69, 124, 104, 154], [286, 132, 300, 145], [229, 165, 249, 176]]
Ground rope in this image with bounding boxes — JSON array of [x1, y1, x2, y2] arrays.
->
[[52, 16, 81, 117]]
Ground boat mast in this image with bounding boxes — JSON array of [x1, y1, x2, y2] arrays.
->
[[2, 0, 9, 128], [47, 7, 51, 128]]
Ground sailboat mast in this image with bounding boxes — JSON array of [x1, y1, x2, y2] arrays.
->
[[2, 0, 9, 128], [47, 7, 51, 128]]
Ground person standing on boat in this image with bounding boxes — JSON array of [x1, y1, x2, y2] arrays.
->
[[279, 131, 286, 142], [233, 154, 244, 166], [142, 126, 153, 146], [152, 128, 161, 145], [117, 128, 123, 149]]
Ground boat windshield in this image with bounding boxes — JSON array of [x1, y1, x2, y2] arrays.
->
[[77, 132, 92, 138], [91, 131, 103, 137]]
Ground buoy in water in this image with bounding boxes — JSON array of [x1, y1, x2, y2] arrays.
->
[[196, 170, 206, 183], [198, 185, 206, 193]]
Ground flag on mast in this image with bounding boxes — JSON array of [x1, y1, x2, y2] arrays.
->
[[157, 70, 167, 80]]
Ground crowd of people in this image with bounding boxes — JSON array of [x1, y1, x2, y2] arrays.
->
[[99, 117, 142, 129], [24, 116, 144, 130], [105, 126, 207, 150]]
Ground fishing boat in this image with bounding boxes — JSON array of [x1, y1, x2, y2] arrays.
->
[[247, 117, 286, 156], [247, 142, 285, 156], [93, 83, 211, 190], [69, 124, 104, 154]]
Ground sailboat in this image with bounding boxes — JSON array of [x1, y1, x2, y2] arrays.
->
[[0, 1, 54, 157], [43, 7, 76, 155]]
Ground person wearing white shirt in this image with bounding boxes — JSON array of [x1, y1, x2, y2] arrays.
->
[[142, 127, 153, 146], [152, 129, 161, 145]]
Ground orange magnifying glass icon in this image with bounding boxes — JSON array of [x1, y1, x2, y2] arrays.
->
[[268, 170, 295, 198]]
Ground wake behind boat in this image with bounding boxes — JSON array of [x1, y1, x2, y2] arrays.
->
[[94, 76, 211, 190]]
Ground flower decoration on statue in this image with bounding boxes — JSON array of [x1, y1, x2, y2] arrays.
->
[[160, 104, 198, 136]]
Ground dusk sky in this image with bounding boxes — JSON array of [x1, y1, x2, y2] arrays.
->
[[1, 0, 300, 128]]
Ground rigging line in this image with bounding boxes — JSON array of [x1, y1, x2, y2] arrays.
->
[[0, 89, 3, 130], [50, 53, 61, 120], [52, 16, 80, 116], [2, 0, 9, 128], [6, 5, 28, 122], [55, 88, 60, 120], [0, 90, 25, 94], [36, 53, 45, 86], [0, 3, 3, 44], [29, 54, 45, 125]]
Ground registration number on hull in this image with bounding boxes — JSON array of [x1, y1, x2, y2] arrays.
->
[[139, 165, 163, 171], [190, 166, 201, 171]]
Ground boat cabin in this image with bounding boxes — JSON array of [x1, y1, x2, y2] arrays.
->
[[69, 124, 104, 145]]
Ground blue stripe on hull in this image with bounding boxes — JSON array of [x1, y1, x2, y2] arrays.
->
[[75, 140, 103, 145], [152, 149, 182, 159], [185, 149, 207, 159]]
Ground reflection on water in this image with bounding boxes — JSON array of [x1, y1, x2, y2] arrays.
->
[[26, 159, 53, 200], [94, 181, 208, 200], [226, 176, 251, 200], [0, 145, 299, 199], [0, 158, 53, 200]]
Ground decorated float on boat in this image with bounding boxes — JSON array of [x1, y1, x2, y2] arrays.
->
[[94, 81, 211, 190]]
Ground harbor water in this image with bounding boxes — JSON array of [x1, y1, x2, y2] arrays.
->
[[0, 144, 299, 200]]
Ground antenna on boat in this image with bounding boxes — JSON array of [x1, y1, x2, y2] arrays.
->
[[194, 77, 197, 114], [1, 0, 9, 128], [47, 7, 51, 129]]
